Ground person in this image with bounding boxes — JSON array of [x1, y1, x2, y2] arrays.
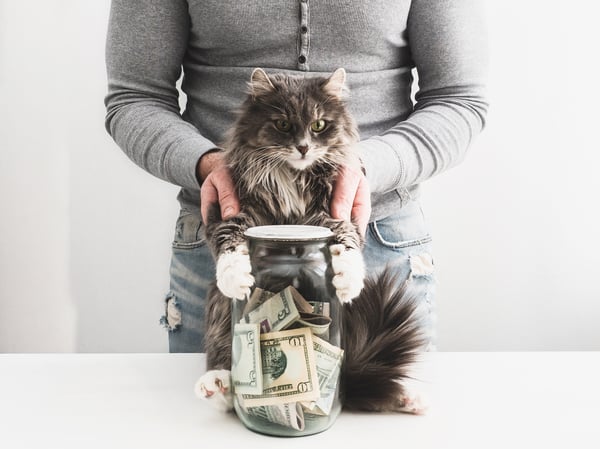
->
[[105, 0, 488, 353]]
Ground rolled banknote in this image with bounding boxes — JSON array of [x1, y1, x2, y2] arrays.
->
[[288, 312, 332, 337], [245, 402, 305, 431], [288, 286, 314, 314], [231, 323, 263, 395], [239, 288, 300, 333], [301, 335, 344, 416], [240, 328, 320, 407]]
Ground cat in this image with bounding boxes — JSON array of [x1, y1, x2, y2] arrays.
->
[[195, 68, 428, 414]]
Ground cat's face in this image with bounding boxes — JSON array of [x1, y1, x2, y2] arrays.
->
[[262, 112, 334, 171], [230, 69, 358, 172]]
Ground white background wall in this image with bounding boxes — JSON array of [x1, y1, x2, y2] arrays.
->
[[1, 0, 598, 352]]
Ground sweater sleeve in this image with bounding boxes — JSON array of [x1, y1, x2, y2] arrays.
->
[[357, 0, 489, 194], [104, 0, 215, 191]]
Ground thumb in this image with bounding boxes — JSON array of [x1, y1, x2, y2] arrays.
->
[[331, 167, 359, 222], [352, 174, 371, 237], [331, 165, 371, 237]]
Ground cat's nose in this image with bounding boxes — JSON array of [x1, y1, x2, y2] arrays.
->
[[296, 145, 309, 155]]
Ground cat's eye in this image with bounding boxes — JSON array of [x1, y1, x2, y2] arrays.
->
[[275, 119, 292, 132], [310, 119, 327, 133]]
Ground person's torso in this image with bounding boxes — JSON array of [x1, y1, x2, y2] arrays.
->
[[181, 0, 416, 145]]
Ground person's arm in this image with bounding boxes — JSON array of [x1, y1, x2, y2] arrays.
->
[[357, 0, 489, 193], [104, 0, 216, 191]]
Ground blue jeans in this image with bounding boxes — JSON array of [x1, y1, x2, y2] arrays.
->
[[161, 199, 436, 352]]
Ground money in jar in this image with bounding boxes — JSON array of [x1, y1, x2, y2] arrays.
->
[[231, 225, 343, 436]]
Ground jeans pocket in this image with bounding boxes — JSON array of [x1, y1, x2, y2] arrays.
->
[[172, 210, 207, 249], [368, 199, 432, 249]]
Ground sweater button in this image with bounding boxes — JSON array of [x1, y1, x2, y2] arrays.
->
[[301, 25, 308, 33], [298, 55, 307, 64]]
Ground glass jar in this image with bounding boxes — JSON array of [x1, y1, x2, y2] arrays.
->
[[231, 225, 343, 437]]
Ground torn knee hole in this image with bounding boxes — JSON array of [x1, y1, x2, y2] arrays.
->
[[160, 293, 182, 331], [409, 253, 434, 278]]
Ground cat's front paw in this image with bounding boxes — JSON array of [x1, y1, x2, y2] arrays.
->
[[398, 390, 429, 415], [216, 244, 254, 300], [194, 369, 233, 412], [329, 244, 365, 303]]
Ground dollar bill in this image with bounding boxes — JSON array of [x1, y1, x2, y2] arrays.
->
[[240, 328, 320, 407], [244, 402, 305, 431], [242, 287, 275, 316], [239, 288, 300, 333], [301, 335, 344, 416], [308, 301, 330, 318], [288, 286, 314, 313], [231, 323, 263, 395]]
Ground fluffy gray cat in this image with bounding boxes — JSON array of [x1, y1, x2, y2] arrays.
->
[[196, 68, 427, 414]]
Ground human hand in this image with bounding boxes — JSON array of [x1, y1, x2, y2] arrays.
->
[[331, 165, 371, 237], [198, 151, 240, 224]]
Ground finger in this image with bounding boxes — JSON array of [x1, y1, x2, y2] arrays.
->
[[200, 176, 219, 224], [213, 169, 240, 220], [331, 166, 361, 221], [352, 174, 371, 237], [201, 169, 240, 223]]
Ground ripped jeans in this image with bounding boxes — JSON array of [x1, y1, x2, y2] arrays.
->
[[161, 199, 436, 353]]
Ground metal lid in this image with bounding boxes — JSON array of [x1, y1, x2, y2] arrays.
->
[[244, 225, 333, 241]]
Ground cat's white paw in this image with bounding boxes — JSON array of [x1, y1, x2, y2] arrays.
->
[[398, 390, 429, 415], [194, 369, 234, 412], [216, 244, 254, 300], [329, 244, 365, 303]]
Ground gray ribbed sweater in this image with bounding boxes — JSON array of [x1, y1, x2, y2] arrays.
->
[[105, 0, 488, 221]]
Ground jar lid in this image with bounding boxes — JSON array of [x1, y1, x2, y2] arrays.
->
[[244, 225, 333, 241]]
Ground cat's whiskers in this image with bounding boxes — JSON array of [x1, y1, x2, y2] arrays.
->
[[238, 144, 316, 217], [321, 149, 347, 168]]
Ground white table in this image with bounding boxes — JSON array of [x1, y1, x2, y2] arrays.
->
[[1, 353, 599, 448]]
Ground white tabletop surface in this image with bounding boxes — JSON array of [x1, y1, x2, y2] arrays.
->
[[1, 353, 599, 449]]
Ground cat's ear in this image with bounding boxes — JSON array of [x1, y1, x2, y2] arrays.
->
[[250, 68, 275, 99], [323, 68, 347, 99]]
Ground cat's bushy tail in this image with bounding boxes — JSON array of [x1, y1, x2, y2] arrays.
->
[[341, 267, 428, 412]]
